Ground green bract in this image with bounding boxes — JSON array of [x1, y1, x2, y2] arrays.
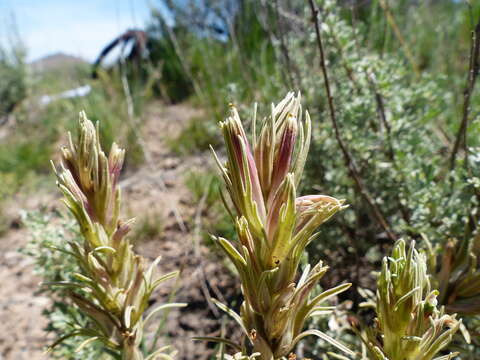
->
[[208, 93, 352, 360], [361, 239, 460, 360], [51, 112, 185, 359]]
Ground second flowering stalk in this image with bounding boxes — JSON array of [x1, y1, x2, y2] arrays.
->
[[360, 240, 461, 360], [210, 93, 352, 360], [51, 112, 184, 359]]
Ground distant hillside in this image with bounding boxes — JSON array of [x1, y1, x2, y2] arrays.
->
[[28, 53, 92, 93], [29, 52, 89, 74]]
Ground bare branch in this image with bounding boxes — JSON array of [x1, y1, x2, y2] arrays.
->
[[450, 19, 480, 170], [366, 72, 394, 161], [308, 0, 397, 242]]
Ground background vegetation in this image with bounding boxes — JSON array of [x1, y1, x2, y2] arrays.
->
[[147, 0, 480, 307]]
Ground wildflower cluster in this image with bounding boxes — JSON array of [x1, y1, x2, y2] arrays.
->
[[51, 112, 183, 359], [361, 239, 461, 360], [210, 93, 353, 360]]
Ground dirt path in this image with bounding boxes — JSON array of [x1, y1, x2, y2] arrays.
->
[[0, 102, 239, 360]]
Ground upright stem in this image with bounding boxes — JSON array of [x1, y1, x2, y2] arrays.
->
[[308, 0, 397, 242], [450, 19, 480, 170]]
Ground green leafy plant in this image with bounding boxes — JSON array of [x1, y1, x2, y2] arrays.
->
[[49, 112, 185, 359], [21, 211, 106, 359], [359, 239, 461, 360], [0, 32, 27, 118], [204, 92, 353, 359]]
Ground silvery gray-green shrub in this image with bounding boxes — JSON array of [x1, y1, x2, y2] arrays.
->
[[21, 212, 105, 359], [360, 239, 461, 360], [50, 112, 185, 360], [207, 92, 353, 360]]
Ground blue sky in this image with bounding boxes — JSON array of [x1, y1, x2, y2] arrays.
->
[[0, 0, 160, 62]]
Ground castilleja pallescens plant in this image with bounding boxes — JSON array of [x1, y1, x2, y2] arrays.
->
[[360, 239, 461, 360], [50, 112, 184, 360], [208, 92, 353, 359]]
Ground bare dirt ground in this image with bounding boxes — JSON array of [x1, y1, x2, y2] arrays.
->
[[0, 102, 240, 360]]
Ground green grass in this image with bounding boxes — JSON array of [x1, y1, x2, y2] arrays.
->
[[0, 37, 27, 117], [131, 210, 164, 244], [184, 170, 236, 242], [168, 115, 222, 155]]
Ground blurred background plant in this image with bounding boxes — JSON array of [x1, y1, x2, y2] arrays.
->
[[0, 22, 27, 121]]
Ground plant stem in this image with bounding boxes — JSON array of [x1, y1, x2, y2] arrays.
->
[[450, 18, 480, 170], [308, 0, 397, 242]]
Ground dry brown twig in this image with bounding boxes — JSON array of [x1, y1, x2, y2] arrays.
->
[[378, 0, 420, 78], [192, 178, 222, 318], [450, 18, 480, 170], [365, 72, 412, 226], [308, 0, 397, 242], [273, 0, 300, 89]]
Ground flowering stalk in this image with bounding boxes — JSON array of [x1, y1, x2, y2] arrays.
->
[[360, 239, 461, 360], [208, 93, 352, 360], [50, 112, 184, 359]]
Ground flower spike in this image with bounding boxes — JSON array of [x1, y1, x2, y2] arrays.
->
[[360, 240, 461, 360], [209, 93, 351, 360], [50, 112, 184, 358]]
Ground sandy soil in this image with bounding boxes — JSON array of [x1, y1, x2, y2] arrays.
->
[[0, 102, 240, 360]]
